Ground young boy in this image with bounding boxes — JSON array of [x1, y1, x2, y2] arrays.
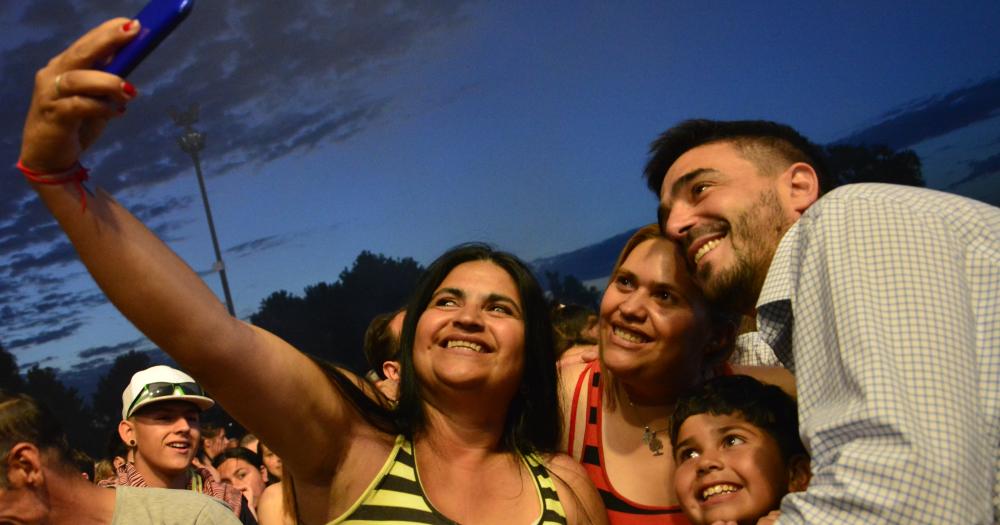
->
[[670, 375, 810, 525]]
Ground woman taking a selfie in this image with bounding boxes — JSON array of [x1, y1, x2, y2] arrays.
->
[[19, 19, 605, 525]]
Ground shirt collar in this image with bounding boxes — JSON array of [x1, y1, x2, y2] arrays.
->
[[757, 220, 800, 309]]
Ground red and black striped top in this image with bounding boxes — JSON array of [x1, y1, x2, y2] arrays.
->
[[566, 361, 689, 525]]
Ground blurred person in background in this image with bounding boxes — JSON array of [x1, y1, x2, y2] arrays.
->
[[215, 447, 268, 519], [0, 391, 240, 524]]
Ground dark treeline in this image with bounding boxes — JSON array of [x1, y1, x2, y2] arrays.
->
[[0, 143, 924, 459], [0, 250, 426, 458]]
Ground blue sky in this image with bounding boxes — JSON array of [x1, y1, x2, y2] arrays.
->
[[2, 0, 999, 377]]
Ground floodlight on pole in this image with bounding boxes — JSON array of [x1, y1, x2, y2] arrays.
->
[[169, 103, 236, 316]]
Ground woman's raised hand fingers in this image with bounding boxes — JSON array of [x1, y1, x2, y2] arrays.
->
[[53, 17, 141, 71], [21, 18, 141, 172], [50, 69, 138, 107]]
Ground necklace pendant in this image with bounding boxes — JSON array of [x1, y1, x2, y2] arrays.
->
[[641, 426, 654, 445], [648, 436, 664, 456], [642, 425, 664, 456]]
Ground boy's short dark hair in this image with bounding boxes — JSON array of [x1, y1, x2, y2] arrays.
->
[[643, 119, 833, 197], [670, 375, 806, 462], [212, 445, 263, 470]]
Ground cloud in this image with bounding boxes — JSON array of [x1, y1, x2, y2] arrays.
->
[[1, 0, 469, 216], [77, 336, 152, 360], [226, 234, 289, 258], [0, 0, 471, 355], [0, 0, 469, 237], [6, 241, 78, 277], [948, 152, 1000, 188], [6, 321, 84, 349], [19, 355, 57, 370], [0, 288, 105, 352], [836, 74, 1000, 150]]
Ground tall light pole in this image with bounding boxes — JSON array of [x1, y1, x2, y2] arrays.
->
[[170, 104, 236, 316]]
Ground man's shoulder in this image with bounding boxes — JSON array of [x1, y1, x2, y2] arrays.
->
[[112, 486, 241, 524], [812, 183, 995, 218]]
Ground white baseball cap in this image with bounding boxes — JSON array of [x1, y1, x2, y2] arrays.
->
[[121, 365, 214, 420]]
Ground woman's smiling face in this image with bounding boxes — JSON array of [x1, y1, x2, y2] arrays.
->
[[599, 237, 711, 386], [412, 260, 526, 401]]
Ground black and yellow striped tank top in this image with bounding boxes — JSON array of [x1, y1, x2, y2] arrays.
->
[[329, 435, 568, 524]]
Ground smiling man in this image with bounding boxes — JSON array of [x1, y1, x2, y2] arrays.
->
[[644, 119, 999, 523]]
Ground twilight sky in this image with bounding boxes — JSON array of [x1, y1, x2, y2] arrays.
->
[[2, 0, 999, 377]]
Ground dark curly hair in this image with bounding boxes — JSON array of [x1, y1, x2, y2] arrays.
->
[[669, 374, 805, 463]]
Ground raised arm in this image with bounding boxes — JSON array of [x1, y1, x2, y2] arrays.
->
[[19, 19, 379, 487]]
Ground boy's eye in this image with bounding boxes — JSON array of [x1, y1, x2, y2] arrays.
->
[[723, 435, 746, 447], [614, 275, 634, 289], [676, 448, 699, 463]]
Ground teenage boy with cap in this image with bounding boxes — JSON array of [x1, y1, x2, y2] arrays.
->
[[1, 391, 240, 524], [102, 365, 255, 524]]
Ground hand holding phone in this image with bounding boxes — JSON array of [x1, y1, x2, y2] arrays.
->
[[98, 0, 195, 77]]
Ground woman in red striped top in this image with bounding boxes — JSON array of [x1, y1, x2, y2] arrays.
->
[[560, 225, 791, 525]]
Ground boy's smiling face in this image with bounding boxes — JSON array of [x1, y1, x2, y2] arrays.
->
[[672, 412, 792, 525]]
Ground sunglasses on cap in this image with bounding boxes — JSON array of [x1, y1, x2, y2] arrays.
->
[[127, 381, 205, 416]]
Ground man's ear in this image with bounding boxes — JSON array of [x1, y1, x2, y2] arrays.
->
[[382, 360, 401, 382], [786, 454, 811, 492], [784, 162, 819, 215], [260, 465, 269, 483], [5, 443, 45, 488], [118, 419, 135, 447]]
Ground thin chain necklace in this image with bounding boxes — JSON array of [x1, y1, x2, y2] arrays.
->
[[626, 395, 670, 456]]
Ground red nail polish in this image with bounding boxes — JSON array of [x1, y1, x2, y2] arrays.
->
[[123, 82, 137, 97], [123, 21, 132, 32]]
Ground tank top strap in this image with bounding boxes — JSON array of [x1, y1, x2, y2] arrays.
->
[[521, 452, 569, 525]]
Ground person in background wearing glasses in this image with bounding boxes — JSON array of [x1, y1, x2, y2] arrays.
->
[[99, 365, 257, 524]]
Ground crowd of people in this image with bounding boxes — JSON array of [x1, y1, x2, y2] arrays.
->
[[3, 17, 997, 525]]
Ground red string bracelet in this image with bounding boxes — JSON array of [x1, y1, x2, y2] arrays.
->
[[16, 159, 91, 212]]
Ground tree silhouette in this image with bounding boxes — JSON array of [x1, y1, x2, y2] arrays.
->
[[826, 144, 925, 187], [0, 341, 25, 393], [250, 251, 424, 373], [91, 350, 153, 438], [24, 365, 100, 455], [545, 271, 601, 311]]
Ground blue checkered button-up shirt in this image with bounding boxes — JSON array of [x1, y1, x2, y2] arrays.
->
[[756, 183, 999, 524]]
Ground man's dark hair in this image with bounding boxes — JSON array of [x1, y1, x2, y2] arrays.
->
[[0, 391, 73, 486], [213, 445, 263, 470], [363, 308, 404, 380], [643, 119, 833, 197], [669, 375, 806, 462]]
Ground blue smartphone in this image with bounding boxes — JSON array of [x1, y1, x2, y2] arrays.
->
[[98, 0, 195, 77]]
